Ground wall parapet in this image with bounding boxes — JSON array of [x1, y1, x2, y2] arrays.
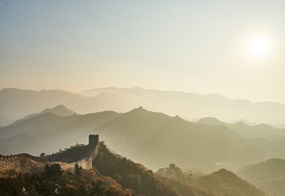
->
[[0, 134, 99, 171], [0, 153, 51, 164]]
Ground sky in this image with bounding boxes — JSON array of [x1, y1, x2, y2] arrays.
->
[[1, 0, 285, 103]]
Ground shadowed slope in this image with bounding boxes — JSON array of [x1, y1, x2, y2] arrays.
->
[[0, 111, 121, 155], [195, 169, 266, 196]]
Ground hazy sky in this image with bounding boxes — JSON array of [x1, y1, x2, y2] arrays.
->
[[1, 0, 285, 103]]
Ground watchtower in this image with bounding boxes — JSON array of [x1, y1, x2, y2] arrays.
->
[[169, 163, 176, 170], [89, 135, 99, 147]]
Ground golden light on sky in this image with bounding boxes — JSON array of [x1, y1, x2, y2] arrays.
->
[[1, 1, 285, 103], [248, 37, 269, 58]]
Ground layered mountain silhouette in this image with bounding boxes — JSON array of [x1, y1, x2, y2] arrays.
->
[[238, 158, 285, 195], [2, 87, 285, 125], [93, 142, 215, 196], [157, 165, 266, 196], [0, 141, 215, 196], [36, 104, 75, 116], [0, 114, 12, 126], [239, 158, 285, 182], [193, 169, 266, 196], [0, 109, 121, 154], [80, 87, 285, 124], [197, 117, 285, 141], [11, 104, 76, 126], [1, 137, 266, 196], [1, 106, 285, 172], [0, 88, 135, 123]]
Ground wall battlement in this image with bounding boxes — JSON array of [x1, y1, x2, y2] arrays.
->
[[0, 153, 51, 163], [0, 134, 99, 172], [78, 134, 99, 169], [89, 135, 99, 147]]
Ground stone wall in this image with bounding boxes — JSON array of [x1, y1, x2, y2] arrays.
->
[[0, 135, 100, 175], [0, 153, 51, 163], [77, 135, 99, 170]]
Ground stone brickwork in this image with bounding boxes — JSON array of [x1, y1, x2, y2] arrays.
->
[[0, 135, 99, 175]]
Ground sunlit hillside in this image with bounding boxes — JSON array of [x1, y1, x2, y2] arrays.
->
[[1, 0, 285, 195]]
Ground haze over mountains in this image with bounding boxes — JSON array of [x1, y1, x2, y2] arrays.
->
[[238, 158, 285, 196], [0, 114, 12, 127], [12, 104, 76, 125], [197, 117, 285, 141], [1, 87, 285, 127], [1, 105, 285, 172], [81, 87, 285, 125], [1, 88, 285, 195], [157, 165, 266, 196], [0, 88, 135, 124]]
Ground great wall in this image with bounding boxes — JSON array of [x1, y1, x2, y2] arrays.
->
[[0, 135, 99, 176]]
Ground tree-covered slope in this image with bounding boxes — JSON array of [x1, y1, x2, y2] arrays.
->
[[93, 142, 215, 196], [156, 165, 266, 196]]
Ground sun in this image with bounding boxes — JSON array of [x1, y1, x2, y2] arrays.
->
[[248, 37, 268, 58]]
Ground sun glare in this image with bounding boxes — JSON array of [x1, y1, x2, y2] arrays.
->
[[248, 37, 268, 58]]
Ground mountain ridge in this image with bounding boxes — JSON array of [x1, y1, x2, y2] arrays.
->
[[238, 158, 285, 196], [2, 87, 285, 124], [2, 105, 285, 171], [81, 86, 285, 105], [10, 104, 76, 126], [79, 87, 285, 124], [196, 116, 285, 141]]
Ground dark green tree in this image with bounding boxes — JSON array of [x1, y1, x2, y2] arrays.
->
[[42, 164, 63, 179], [74, 164, 83, 177]]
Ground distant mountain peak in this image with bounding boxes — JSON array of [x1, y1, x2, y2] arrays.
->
[[196, 117, 224, 125], [233, 121, 248, 127], [206, 93, 225, 98], [128, 106, 147, 113], [58, 104, 67, 108], [11, 104, 76, 126], [215, 168, 234, 175], [254, 123, 273, 129], [40, 105, 75, 116], [235, 119, 256, 126]]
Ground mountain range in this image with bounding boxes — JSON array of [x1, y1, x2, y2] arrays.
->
[[80, 87, 285, 125], [196, 117, 285, 141], [238, 158, 285, 196], [0, 114, 12, 126], [0, 141, 215, 196], [0, 88, 135, 125], [1, 105, 285, 172], [157, 165, 266, 196], [1, 87, 285, 126]]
